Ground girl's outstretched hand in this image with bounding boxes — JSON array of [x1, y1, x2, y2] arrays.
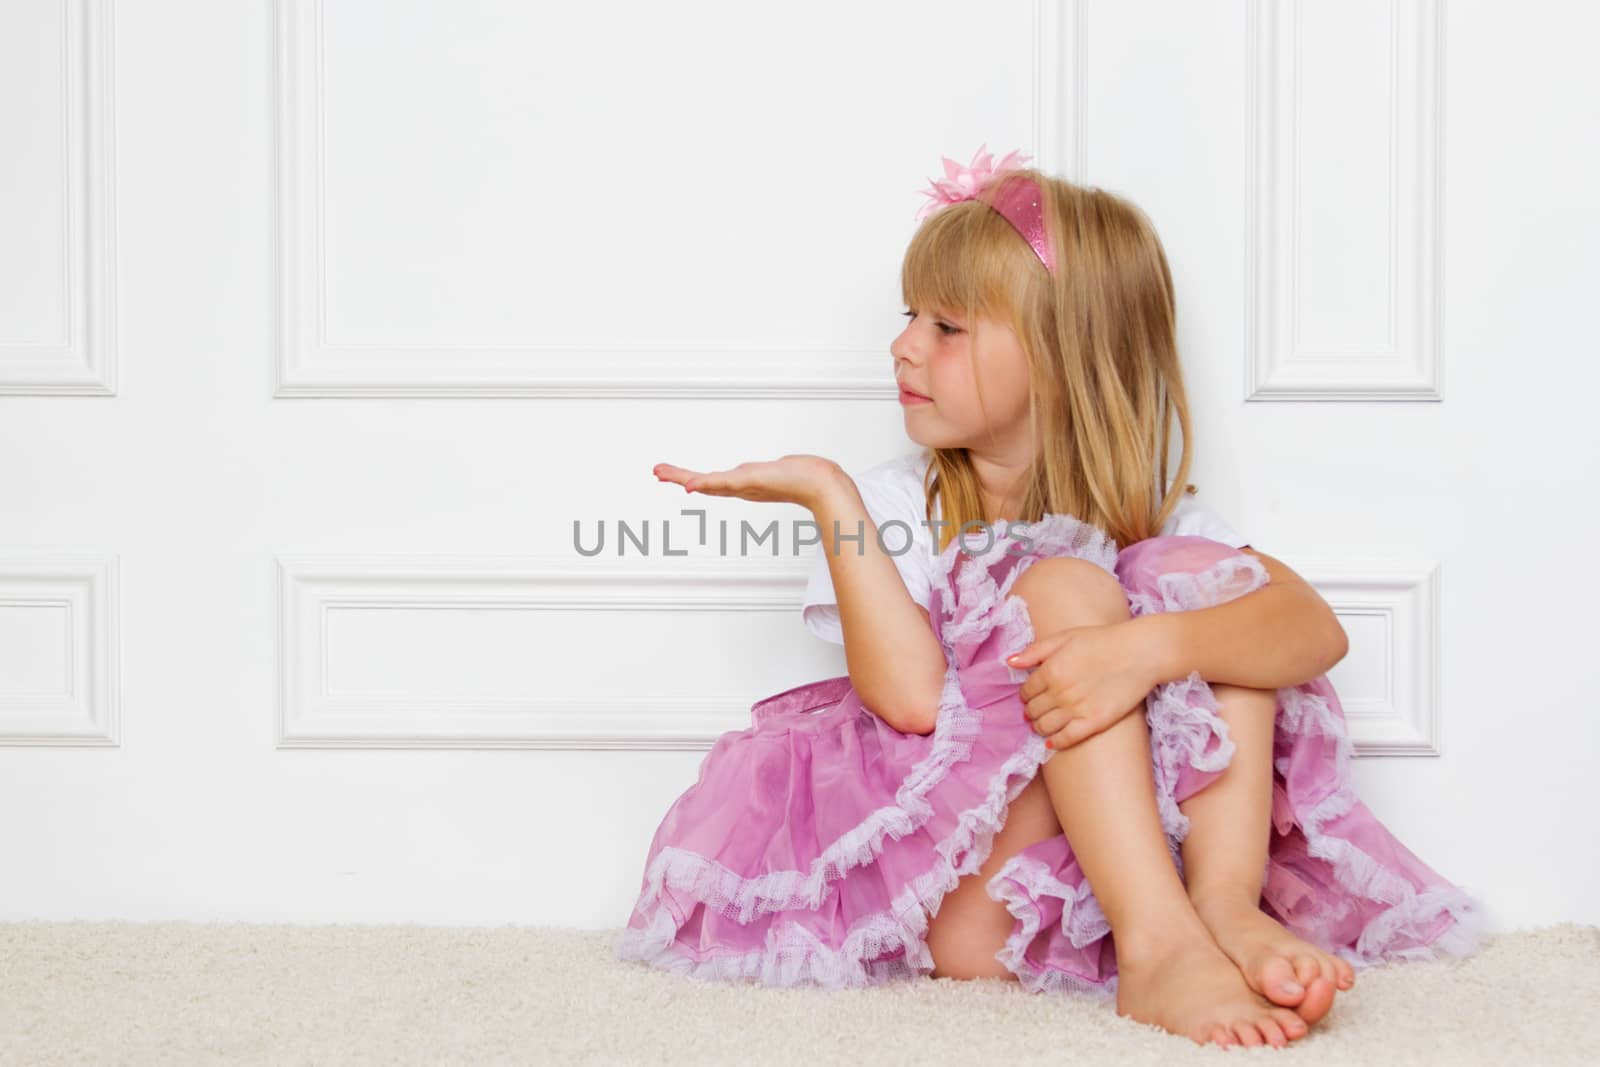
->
[[1007, 618, 1161, 750], [653, 455, 844, 512]]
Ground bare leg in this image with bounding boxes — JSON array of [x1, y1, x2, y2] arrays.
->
[[1012, 557, 1309, 1049], [924, 773, 1067, 982], [1180, 682, 1357, 1023]]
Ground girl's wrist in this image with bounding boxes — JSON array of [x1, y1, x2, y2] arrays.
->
[[1137, 612, 1188, 686], [807, 462, 860, 515]]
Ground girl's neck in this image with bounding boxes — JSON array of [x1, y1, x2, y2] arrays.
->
[[979, 490, 1025, 526], [965, 443, 1035, 526]]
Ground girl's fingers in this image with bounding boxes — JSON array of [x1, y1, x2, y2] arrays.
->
[[1040, 714, 1086, 748], [1045, 723, 1074, 749], [1050, 716, 1100, 749], [655, 459, 815, 504], [653, 463, 702, 486], [655, 463, 742, 495], [1023, 692, 1057, 722], [1028, 704, 1067, 736], [687, 473, 739, 495]]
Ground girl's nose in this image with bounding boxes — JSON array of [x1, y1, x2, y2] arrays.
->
[[891, 332, 921, 368]]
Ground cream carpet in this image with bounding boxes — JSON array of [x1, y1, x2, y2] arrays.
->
[[1, 920, 1595, 1065]]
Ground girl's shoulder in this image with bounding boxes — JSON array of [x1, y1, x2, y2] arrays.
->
[[1158, 479, 1248, 548], [853, 448, 934, 505], [852, 448, 938, 556]]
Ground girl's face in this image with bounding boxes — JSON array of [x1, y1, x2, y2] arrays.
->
[[890, 306, 1033, 455]]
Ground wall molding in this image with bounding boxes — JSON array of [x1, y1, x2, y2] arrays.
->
[[1291, 553, 1443, 756], [1034, 0, 1085, 180], [276, 554, 816, 749], [0, 555, 119, 745], [278, 547, 1438, 756], [1245, 0, 1443, 401], [271, 0, 1062, 398], [0, 0, 118, 395]]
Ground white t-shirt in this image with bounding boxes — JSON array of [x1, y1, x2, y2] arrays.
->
[[801, 448, 1249, 644]]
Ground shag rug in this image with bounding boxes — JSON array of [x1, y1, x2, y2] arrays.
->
[[0, 920, 1595, 1065]]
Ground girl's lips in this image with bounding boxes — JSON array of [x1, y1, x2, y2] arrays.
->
[[898, 385, 932, 405]]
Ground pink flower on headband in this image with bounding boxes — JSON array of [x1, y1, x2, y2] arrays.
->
[[914, 143, 1033, 222]]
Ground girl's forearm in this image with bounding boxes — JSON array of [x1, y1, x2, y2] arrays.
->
[[1142, 583, 1348, 691], [811, 470, 946, 734]]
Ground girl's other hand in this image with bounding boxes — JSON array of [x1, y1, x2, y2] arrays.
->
[[653, 455, 845, 513], [1007, 617, 1162, 749]]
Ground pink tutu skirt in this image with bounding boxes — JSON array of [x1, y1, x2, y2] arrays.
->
[[615, 514, 1486, 995]]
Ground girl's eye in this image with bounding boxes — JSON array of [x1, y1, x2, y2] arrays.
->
[[900, 310, 961, 336]]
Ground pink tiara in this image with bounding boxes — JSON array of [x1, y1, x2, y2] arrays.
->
[[914, 144, 1056, 276]]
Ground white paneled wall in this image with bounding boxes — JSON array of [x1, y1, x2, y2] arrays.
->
[[0, 0, 1595, 930]]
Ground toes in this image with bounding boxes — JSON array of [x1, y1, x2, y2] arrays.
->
[[1259, 954, 1307, 1005], [1293, 953, 1323, 988], [1271, 1007, 1310, 1040], [1206, 1025, 1235, 1048], [1231, 1022, 1265, 1047], [1297, 947, 1354, 995], [1254, 1017, 1290, 1048], [1317, 955, 1339, 989], [1295, 975, 1338, 1024]]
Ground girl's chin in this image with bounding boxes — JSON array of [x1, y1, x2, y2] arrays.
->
[[903, 426, 958, 450]]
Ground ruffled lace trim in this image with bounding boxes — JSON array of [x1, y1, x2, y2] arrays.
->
[[614, 728, 1059, 989], [616, 512, 1118, 987], [933, 512, 1119, 588], [1271, 685, 1488, 968], [1125, 552, 1269, 618], [1147, 671, 1236, 853], [627, 661, 976, 925], [936, 514, 1119, 649], [987, 852, 1117, 999]]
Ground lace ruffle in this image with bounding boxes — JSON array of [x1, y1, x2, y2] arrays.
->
[[1269, 683, 1487, 967], [987, 852, 1115, 999], [1124, 551, 1269, 618]]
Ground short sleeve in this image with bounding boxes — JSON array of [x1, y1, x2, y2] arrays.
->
[[1158, 489, 1250, 549], [801, 457, 934, 645]]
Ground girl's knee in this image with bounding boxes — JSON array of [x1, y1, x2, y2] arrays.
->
[[1011, 556, 1129, 623]]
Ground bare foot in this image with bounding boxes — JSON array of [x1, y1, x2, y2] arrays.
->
[[1115, 929, 1313, 1048], [1192, 895, 1357, 1025]]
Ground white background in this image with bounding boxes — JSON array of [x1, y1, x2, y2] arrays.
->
[[1, 0, 1595, 931]]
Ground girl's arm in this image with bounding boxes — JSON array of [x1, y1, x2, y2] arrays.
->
[[811, 465, 946, 735], [1142, 547, 1348, 690]]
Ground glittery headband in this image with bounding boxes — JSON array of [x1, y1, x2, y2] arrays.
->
[[913, 144, 1057, 276]]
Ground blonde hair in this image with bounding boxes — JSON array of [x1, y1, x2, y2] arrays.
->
[[901, 168, 1202, 553]]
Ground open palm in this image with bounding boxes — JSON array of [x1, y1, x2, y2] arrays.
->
[[653, 455, 841, 511]]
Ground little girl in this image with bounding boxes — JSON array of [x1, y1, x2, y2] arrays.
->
[[619, 148, 1484, 1049]]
